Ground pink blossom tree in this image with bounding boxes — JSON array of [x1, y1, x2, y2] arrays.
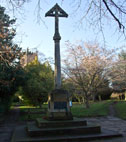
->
[[63, 41, 115, 108]]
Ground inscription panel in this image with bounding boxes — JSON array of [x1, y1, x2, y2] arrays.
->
[[54, 102, 67, 109]]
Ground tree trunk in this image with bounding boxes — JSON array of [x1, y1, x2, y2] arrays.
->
[[84, 97, 90, 108], [77, 97, 81, 104], [85, 100, 90, 108], [39, 102, 42, 108], [98, 95, 102, 101], [93, 95, 96, 102], [82, 97, 85, 103]]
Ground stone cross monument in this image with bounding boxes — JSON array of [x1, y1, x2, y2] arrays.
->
[[45, 3, 68, 89], [45, 4, 72, 120]]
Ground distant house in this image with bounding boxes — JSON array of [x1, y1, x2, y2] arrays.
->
[[111, 92, 126, 100], [20, 50, 38, 67]]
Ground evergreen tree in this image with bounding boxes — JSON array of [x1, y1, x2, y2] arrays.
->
[[0, 5, 24, 112], [110, 50, 126, 92], [0, 6, 21, 65], [22, 62, 54, 108]]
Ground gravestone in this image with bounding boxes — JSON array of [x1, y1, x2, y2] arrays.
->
[[45, 3, 72, 120]]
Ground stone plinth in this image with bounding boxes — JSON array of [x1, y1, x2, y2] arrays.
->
[[11, 118, 123, 142], [36, 118, 87, 128], [47, 89, 73, 120]]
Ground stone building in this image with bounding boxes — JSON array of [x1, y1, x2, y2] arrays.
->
[[20, 50, 38, 67]]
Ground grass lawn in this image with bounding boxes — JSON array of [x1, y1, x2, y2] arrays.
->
[[71, 101, 111, 117], [115, 101, 126, 120], [19, 104, 47, 121], [14, 100, 126, 121], [18, 102, 111, 121]]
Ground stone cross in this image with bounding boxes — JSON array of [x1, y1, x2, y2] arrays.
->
[[45, 3, 68, 89]]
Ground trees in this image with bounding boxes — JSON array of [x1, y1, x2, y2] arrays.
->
[[71, 0, 126, 34], [2, 0, 126, 36], [109, 50, 126, 92], [0, 5, 24, 112], [22, 62, 54, 107], [63, 42, 114, 108], [0, 6, 21, 65], [94, 79, 112, 101]]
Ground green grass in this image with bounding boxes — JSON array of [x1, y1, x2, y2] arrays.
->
[[19, 104, 47, 121], [72, 101, 111, 117], [115, 101, 126, 120], [18, 101, 111, 120], [11, 100, 126, 121]]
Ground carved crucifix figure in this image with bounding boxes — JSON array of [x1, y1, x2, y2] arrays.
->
[[45, 3, 68, 89]]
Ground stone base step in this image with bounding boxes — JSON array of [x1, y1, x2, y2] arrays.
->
[[27, 122, 101, 137], [36, 118, 87, 128], [11, 125, 122, 142]]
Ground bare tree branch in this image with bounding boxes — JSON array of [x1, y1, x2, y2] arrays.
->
[[102, 0, 125, 30], [110, 0, 126, 15]]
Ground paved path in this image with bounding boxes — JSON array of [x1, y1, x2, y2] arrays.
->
[[0, 106, 25, 142], [0, 107, 126, 142], [85, 116, 126, 142], [108, 101, 118, 117]]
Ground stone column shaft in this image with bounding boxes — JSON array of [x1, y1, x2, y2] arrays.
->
[[54, 40, 61, 89], [45, 3, 68, 89], [53, 15, 61, 89]]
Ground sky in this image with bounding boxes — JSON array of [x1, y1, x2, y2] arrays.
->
[[1, 0, 126, 61]]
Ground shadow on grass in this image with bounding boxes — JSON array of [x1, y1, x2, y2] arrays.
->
[[115, 101, 126, 120], [19, 105, 48, 121], [72, 101, 112, 118], [17, 100, 126, 121]]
